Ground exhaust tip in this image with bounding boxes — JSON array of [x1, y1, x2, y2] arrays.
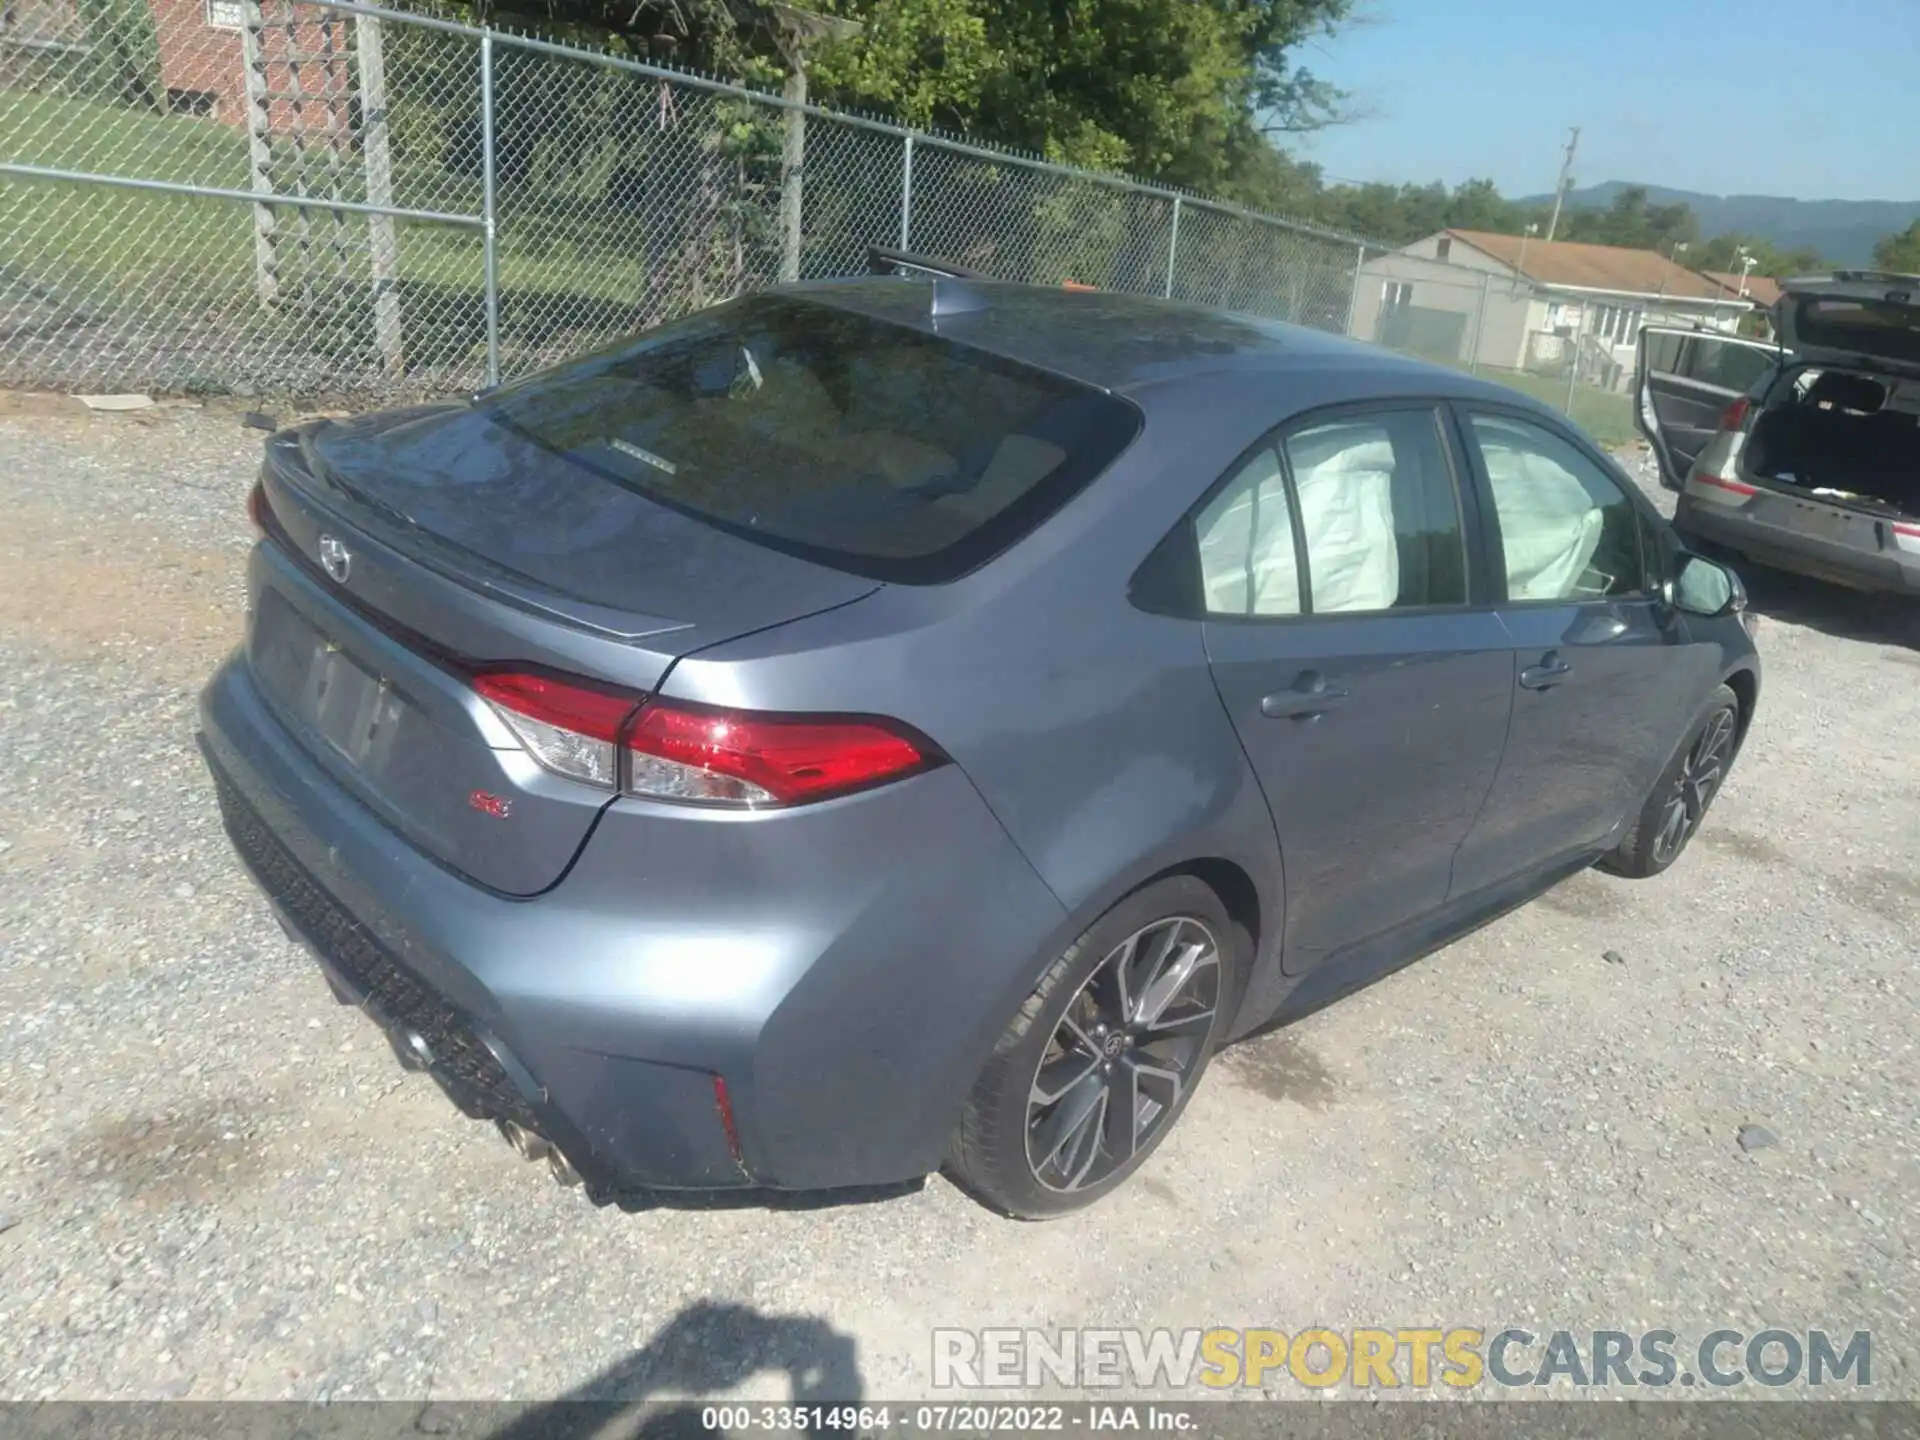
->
[[496, 1119, 552, 1163], [547, 1148, 583, 1188]]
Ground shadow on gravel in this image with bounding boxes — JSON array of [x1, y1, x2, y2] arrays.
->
[[1738, 564, 1920, 653], [478, 1300, 865, 1439]]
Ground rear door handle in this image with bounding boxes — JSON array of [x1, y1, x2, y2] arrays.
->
[[1519, 654, 1573, 691], [1261, 672, 1350, 720]]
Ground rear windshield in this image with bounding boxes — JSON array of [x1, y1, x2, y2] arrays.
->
[[1792, 296, 1920, 366], [478, 294, 1141, 584]]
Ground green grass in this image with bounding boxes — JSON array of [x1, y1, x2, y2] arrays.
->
[[1479, 367, 1635, 449], [1, 85, 654, 376]]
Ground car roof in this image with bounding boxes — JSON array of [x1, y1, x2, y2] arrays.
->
[[780, 277, 1548, 411]]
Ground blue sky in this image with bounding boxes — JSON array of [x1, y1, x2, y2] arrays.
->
[[1291, 0, 1920, 201]]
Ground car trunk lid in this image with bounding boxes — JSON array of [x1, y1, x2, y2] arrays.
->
[[299, 403, 882, 647], [247, 409, 880, 897]]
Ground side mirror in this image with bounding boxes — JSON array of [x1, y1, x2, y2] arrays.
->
[[1666, 551, 1747, 618]]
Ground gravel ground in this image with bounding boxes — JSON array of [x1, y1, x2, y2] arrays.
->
[[1, 398, 1916, 1406]]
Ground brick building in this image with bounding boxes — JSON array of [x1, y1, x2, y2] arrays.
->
[[147, 0, 353, 131]]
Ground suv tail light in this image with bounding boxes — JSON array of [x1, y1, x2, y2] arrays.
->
[[1719, 397, 1752, 431], [474, 671, 938, 807]]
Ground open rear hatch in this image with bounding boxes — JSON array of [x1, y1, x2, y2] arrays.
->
[[1775, 272, 1920, 378], [1735, 274, 1920, 523]]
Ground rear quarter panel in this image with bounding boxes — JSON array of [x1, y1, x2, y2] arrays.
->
[[657, 368, 1378, 1046]]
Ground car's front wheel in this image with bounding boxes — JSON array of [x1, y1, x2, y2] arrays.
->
[[1598, 683, 1741, 879], [946, 875, 1242, 1218]]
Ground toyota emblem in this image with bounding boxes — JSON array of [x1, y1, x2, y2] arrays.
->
[[318, 533, 352, 584]]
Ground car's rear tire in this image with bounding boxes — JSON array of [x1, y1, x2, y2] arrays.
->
[[945, 875, 1243, 1219], [1597, 683, 1741, 880]]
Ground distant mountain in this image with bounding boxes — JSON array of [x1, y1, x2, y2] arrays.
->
[[1515, 181, 1920, 267]]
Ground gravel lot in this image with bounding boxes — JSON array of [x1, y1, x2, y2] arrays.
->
[[1, 397, 1916, 1405]]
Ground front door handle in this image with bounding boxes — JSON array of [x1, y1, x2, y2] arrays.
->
[[1261, 671, 1350, 720], [1519, 653, 1573, 691]]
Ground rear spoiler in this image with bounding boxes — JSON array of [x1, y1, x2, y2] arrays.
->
[[867, 247, 985, 281], [865, 246, 1099, 292]]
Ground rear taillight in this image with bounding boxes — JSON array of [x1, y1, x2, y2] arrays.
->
[[247, 481, 268, 532], [1719, 397, 1752, 431], [626, 700, 935, 807], [473, 671, 936, 807], [473, 671, 642, 789]]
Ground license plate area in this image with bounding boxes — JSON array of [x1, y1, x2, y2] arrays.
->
[[1793, 504, 1855, 542], [251, 590, 415, 777]]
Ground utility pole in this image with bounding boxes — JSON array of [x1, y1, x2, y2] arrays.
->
[[1544, 126, 1580, 243]]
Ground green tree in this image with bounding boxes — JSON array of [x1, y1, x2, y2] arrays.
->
[[1548, 185, 1698, 250], [1872, 220, 1920, 273], [811, 0, 1353, 198], [75, 0, 163, 110], [458, 0, 1352, 204], [1692, 233, 1825, 277]]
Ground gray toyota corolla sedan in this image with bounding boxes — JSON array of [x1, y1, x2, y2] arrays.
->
[[199, 274, 1760, 1217]]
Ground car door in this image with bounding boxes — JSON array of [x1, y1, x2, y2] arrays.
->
[[1447, 406, 1699, 899], [1635, 327, 1780, 486], [1199, 404, 1515, 975]]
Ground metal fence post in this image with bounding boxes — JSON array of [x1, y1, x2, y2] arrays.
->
[[1163, 196, 1181, 299], [1564, 313, 1582, 417], [479, 30, 500, 387], [356, 12, 404, 376], [778, 65, 806, 283], [1468, 271, 1492, 374], [1345, 240, 1366, 338], [899, 134, 913, 250], [239, 1, 278, 309]]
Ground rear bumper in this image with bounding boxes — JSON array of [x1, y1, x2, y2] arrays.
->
[[1676, 494, 1920, 596], [199, 653, 1068, 1198]]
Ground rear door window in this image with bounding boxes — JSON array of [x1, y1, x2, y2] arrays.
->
[[478, 295, 1141, 583], [1646, 331, 1775, 394], [1194, 407, 1469, 618]]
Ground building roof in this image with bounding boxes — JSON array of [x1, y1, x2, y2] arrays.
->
[[1445, 230, 1732, 302], [1702, 270, 1784, 308]]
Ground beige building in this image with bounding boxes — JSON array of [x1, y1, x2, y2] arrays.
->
[[1349, 229, 1755, 389]]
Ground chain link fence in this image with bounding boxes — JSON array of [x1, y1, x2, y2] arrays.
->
[[1341, 248, 1682, 448], [0, 0, 1374, 403]]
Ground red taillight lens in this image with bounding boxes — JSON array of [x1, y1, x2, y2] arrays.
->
[[247, 481, 268, 532], [1719, 397, 1751, 431], [473, 672, 937, 806], [473, 671, 643, 789], [626, 699, 935, 808]]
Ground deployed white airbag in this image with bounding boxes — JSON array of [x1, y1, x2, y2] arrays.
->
[[1196, 448, 1302, 614], [1195, 431, 1404, 614], [1481, 443, 1605, 600], [1289, 438, 1399, 613]]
